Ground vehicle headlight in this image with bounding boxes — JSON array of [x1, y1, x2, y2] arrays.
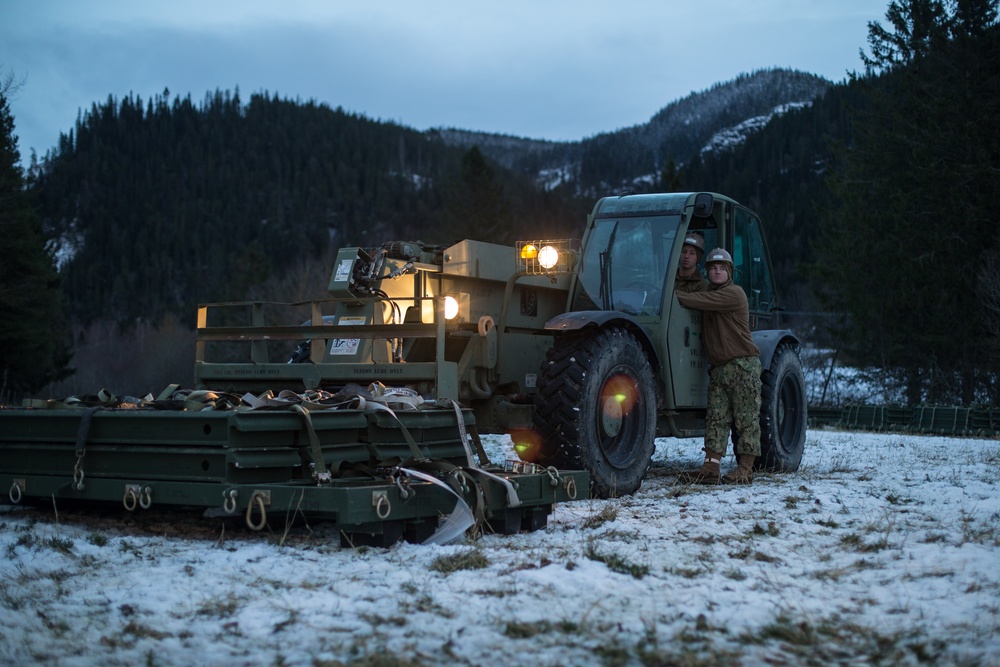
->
[[444, 295, 460, 320], [538, 245, 559, 270], [515, 239, 580, 275]]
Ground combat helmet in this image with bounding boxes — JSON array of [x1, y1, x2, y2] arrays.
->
[[705, 247, 734, 278]]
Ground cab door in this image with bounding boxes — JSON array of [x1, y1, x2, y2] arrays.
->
[[663, 200, 726, 410]]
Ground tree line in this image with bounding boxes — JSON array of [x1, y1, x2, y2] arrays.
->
[[813, 0, 1000, 404], [33, 89, 583, 328]]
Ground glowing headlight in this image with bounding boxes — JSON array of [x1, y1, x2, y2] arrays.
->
[[444, 295, 460, 320], [515, 239, 579, 276], [538, 245, 560, 270]]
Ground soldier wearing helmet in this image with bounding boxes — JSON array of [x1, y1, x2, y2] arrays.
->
[[675, 247, 763, 485], [676, 232, 708, 293]]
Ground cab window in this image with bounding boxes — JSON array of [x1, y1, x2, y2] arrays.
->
[[733, 207, 776, 314], [573, 215, 681, 316]]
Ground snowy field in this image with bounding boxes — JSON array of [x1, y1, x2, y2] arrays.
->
[[2, 429, 999, 667]]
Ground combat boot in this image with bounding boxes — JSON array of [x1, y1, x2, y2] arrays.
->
[[722, 454, 756, 485], [677, 451, 722, 485]]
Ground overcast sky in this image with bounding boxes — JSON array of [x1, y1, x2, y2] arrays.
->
[[2, 1, 890, 164]]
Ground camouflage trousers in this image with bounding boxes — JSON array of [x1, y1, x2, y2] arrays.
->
[[705, 356, 762, 457]]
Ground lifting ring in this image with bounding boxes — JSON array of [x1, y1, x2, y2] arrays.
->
[[123, 486, 138, 512], [375, 493, 391, 519], [9, 482, 22, 505], [564, 477, 578, 500], [245, 492, 267, 531]]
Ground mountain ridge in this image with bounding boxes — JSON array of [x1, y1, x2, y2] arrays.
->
[[430, 67, 831, 194]]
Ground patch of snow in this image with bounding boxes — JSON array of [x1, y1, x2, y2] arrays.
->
[[537, 166, 572, 191], [48, 223, 83, 271], [2, 430, 998, 665], [801, 348, 909, 406], [701, 102, 811, 156], [631, 173, 659, 188]]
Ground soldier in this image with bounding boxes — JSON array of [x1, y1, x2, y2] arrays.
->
[[675, 232, 708, 293], [675, 248, 762, 484]]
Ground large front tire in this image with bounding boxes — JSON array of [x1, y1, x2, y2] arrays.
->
[[529, 327, 657, 498], [758, 343, 807, 471]]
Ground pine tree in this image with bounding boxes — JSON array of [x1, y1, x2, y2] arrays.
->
[[440, 147, 514, 245], [0, 73, 71, 400]]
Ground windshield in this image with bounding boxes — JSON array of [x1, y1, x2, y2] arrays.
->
[[572, 215, 682, 316]]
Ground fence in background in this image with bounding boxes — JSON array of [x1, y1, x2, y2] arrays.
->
[[808, 404, 1000, 438]]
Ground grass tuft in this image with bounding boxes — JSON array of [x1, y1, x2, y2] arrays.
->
[[429, 548, 489, 574], [504, 619, 551, 638], [584, 541, 649, 579], [196, 596, 241, 618], [582, 504, 619, 530], [45, 536, 75, 554], [751, 521, 780, 537]]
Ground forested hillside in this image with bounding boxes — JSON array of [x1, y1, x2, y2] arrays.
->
[[575, 68, 831, 194], [678, 81, 865, 311], [32, 69, 827, 333], [34, 90, 585, 327]]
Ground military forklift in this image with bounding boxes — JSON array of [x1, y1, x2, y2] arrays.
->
[[194, 191, 807, 498]]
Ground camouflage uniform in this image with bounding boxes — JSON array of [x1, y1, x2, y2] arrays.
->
[[676, 266, 762, 459], [706, 355, 762, 456]]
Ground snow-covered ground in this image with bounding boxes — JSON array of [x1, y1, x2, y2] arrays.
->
[[2, 429, 998, 666]]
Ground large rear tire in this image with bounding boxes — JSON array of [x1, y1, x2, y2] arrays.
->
[[528, 327, 656, 498], [758, 343, 807, 471]]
